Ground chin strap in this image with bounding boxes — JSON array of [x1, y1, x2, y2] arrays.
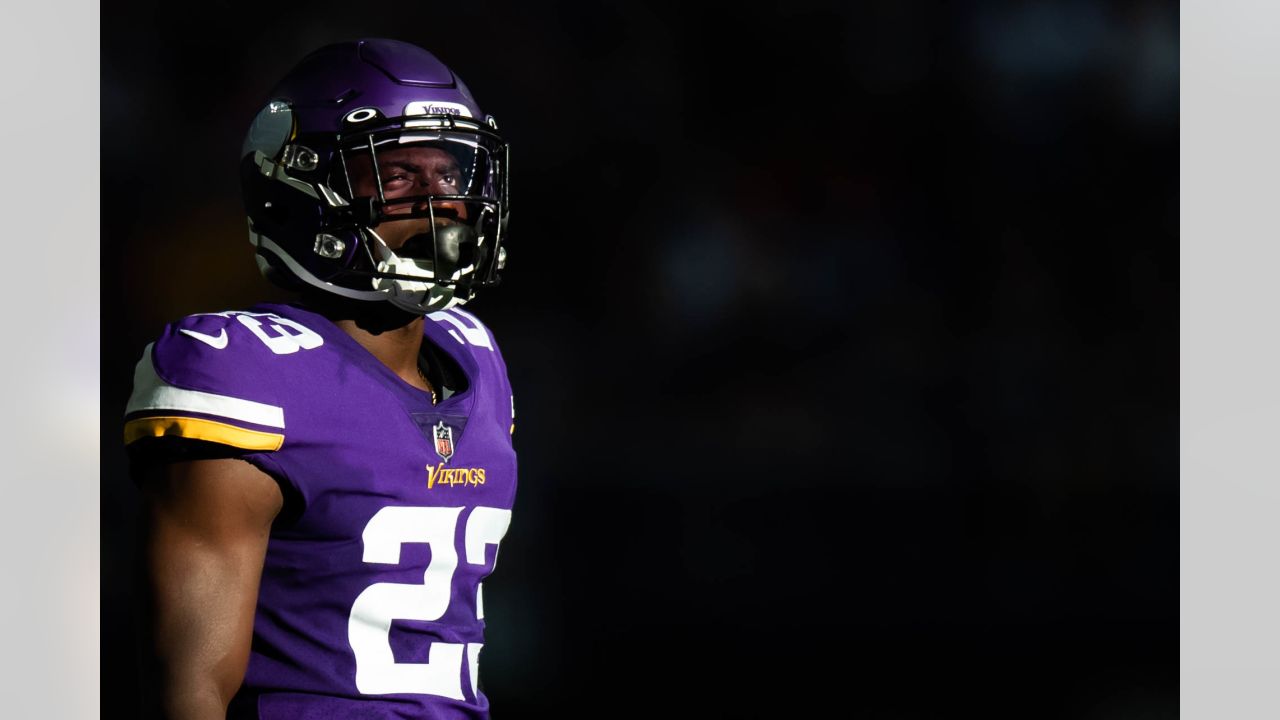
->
[[374, 256, 459, 312], [366, 226, 472, 313]]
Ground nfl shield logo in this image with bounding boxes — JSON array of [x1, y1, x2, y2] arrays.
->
[[433, 421, 455, 463]]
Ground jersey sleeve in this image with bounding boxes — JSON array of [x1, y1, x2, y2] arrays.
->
[[123, 313, 288, 453]]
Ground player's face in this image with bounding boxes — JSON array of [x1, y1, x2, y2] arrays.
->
[[346, 145, 470, 251]]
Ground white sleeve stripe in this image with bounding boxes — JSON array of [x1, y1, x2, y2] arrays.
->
[[124, 343, 286, 429]]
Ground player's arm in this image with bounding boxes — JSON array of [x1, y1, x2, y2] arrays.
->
[[136, 457, 283, 720]]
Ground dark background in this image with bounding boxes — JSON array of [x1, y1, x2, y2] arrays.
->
[[103, 1, 1178, 717]]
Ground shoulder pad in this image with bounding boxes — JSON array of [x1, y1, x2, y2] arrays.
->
[[122, 310, 325, 452]]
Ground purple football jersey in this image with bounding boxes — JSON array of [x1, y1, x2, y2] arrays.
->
[[124, 302, 517, 719]]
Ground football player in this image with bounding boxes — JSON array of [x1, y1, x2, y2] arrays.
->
[[124, 39, 516, 719]]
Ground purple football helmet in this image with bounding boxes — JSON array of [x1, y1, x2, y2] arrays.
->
[[240, 39, 509, 313]]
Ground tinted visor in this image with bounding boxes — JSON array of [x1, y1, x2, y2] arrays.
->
[[338, 129, 502, 213], [335, 121, 508, 287]]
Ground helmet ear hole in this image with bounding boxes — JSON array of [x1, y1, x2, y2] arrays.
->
[[263, 201, 288, 226]]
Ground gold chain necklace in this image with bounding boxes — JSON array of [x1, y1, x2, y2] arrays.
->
[[417, 365, 439, 405]]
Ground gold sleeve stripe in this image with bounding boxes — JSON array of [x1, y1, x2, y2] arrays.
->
[[124, 416, 284, 451]]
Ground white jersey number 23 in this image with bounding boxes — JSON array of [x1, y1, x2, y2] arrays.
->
[[347, 505, 511, 698]]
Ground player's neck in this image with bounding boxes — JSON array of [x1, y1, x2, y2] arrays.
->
[[300, 293, 431, 391], [335, 315, 427, 388]]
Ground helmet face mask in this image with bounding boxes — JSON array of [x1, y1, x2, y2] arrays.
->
[[240, 40, 509, 313], [339, 124, 506, 275]]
